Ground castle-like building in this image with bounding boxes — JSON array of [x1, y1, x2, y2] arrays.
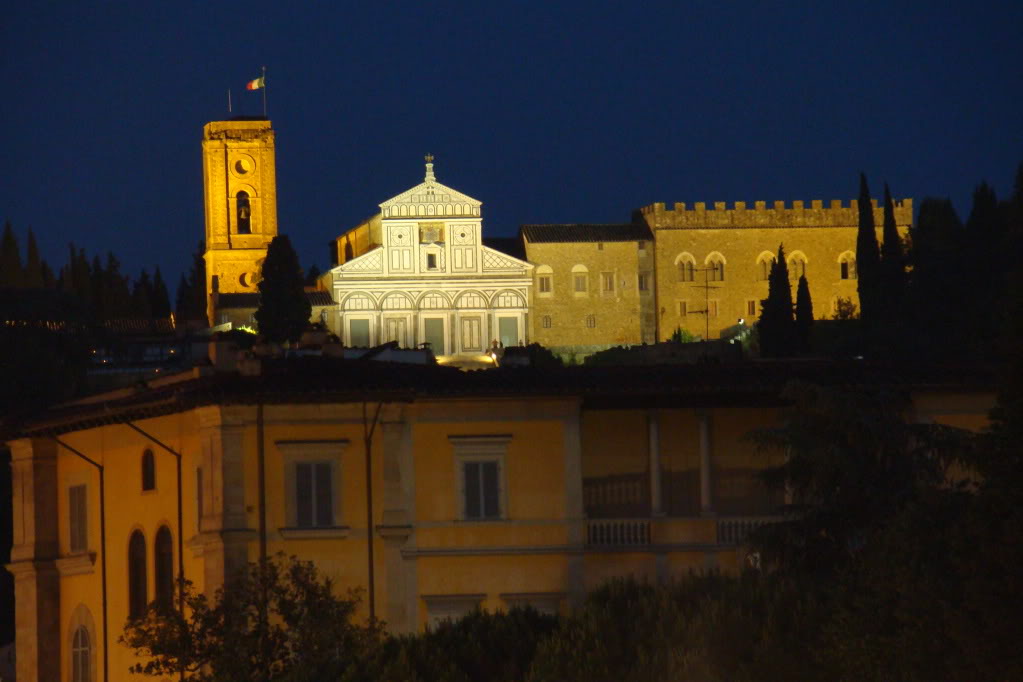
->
[[201, 118, 912, 354]]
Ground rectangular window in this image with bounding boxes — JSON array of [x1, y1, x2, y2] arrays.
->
[[586, 314, 596, 328], [638, 274, 649, 292], [597, 243, 604, 251], [538, 275, 552, 293], [709, 300, 719, 317], [69, 485, 87, 553], [746, 300, 757, 316], [601, 272, 614, 293], [638, 241, 646, 251], [295, 461, 334, 528], [679, 301, 688, 317], [451, 436, 510, 521], [542, 315, 552, 329], [463, 460, 500, 520], [574, 274, 587, 293], [427, 253, 438, 270]]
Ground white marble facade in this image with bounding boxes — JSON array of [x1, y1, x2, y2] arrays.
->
[[327, 159, 532, 355]]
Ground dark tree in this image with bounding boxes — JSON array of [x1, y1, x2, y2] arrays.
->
[[150, 267, 171, 318], [23, 228, 45, 289], [255, 235, 311, 343], [121, 555, 381, 681], [304, 263, 321, 287], [879, 182, 905, 313], [758, 244, 794, 358], [176, 241, 207, 322], [855, 173, 881, 323], [130, 270, 154, 318], [90, 254, 105, 319], [40, 260, 55, 290], [794, 274, 813, 353], [0, 221, 23, 288], [101, 252, 132, 320]]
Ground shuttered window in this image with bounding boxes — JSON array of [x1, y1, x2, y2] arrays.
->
[[296, 461, 334, 528], [69, 485, 87, 553]]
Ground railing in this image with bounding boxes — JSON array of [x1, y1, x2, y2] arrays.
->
[[716, 516, 782, 546], [583, 474, 648, 518], [586, 518, 651, 547]]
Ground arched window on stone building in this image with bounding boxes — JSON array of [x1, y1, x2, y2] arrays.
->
[[236, 191, 252, 234], [128, 530, 147, 620], [706, 253, 726, 282], [839, 251, 856, 280], [675, 253, 695, 282], [155, 526, 173, 610], [788, 251, 807, 280], [756, 252, 776, 281]]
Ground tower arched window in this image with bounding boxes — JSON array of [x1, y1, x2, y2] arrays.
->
[[155, 526, 173, 610], [128, 530, 147, 619], [236, 191, 252, 234], [142, 449, 155, 491], [72, 626, 91, 682]]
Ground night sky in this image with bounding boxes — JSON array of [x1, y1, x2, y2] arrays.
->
[[3, 2, 1020, 290]]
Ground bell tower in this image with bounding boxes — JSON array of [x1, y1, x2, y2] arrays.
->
[[201, 118, 279, 323]]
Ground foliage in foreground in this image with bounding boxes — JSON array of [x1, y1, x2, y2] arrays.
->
[[121, 555, 382, 681]]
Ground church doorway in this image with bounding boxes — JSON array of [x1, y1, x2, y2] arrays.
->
[[498, 317, 519, 347], [460, 317, 483, 352], [423, 317, 445, 355], [385, 317, 408, 347]]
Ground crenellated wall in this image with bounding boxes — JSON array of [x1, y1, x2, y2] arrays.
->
[[640, 198, 912, 230]]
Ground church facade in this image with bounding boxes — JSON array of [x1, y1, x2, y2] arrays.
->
[[324, 157, 533, 356]]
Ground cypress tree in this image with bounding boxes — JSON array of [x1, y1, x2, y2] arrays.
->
[[150, 267, 171, 318], [795, 274, 814, 354], [130, 270, 153, 318], [103, 252, 132, 319], [880, 183, 905, 308], [23, 228, 45, 289], [90, 254, 105, 319], [255, 235, 311, 343], [40, 261, 55, 289], [0, 221, 24, 288], [856, 173, 881, 322], [758, 244, 795, 358], [174, 274, 191, 319]]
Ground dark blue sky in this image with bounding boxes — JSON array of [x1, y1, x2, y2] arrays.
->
[[3, 2, 1021, 290]]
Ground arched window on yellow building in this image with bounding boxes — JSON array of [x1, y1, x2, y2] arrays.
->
[[155, 526, 174, 609]]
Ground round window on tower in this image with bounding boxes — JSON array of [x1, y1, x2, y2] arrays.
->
[[234, 157, 254, 175]]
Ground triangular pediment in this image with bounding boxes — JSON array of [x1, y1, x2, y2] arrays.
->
[[381, 179, 480, 208]]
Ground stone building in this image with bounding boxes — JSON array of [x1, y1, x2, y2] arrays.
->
[[522, 198, 912, 356], [522, 224, 656, 356], [324, 157, 532, 356]]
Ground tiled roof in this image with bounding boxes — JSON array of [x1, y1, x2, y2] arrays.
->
[[14, 358, 997, 438], [520, 223, 652, 243], [217, 291, 334, 309]]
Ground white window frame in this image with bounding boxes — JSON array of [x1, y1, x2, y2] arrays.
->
[[450, 435, 510, 521], [277, 440, 349, 539], [600, 272, 615, 294]]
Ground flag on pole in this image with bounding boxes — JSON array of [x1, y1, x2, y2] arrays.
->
[[246, 76, 265, 91]]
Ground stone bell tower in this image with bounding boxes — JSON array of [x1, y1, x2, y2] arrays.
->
[[201, 118, 279, 324]]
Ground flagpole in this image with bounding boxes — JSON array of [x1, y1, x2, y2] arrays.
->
[[261, 65, 267, 118]]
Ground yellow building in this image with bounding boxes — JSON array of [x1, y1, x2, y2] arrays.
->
[[5, 350, 994, 681]]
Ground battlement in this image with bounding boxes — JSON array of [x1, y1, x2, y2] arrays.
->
[[639, 198, 913, 230]]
